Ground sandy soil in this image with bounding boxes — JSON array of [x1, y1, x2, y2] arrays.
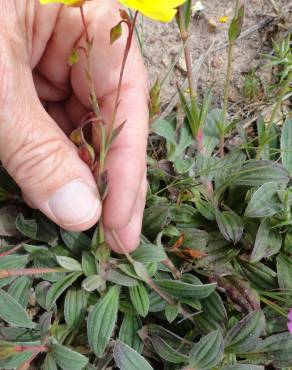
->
[[139, 0, 292, 109]]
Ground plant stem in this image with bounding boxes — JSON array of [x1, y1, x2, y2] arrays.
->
[[178, 8, 195, 100], [221, 31, 234, 159], [16, 345, 48, 370], [267, 69, 292, 130], [108, 11, 139, 143], [111, 230, 194, 323], [260, 296, 287, 318], [162, 259, 181, 279], [0, 267, 65, 278], [0, 239, 30, 258], [220, 0, 240, 159], [16, 345, 48, 353], [177, 7, 206, 155], [80, 6, 90, 45]]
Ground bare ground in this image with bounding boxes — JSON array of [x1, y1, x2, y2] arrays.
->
[[139, 0, 292, 111]]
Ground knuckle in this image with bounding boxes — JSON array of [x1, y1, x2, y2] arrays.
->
[[5, 137, 72, 187]]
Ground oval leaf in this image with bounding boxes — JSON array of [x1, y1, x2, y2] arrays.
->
[[114, 340, 153, 370], [118, 315, 143, 354], [245, 182, 282, 218], [46, 272, 82, 310], [225, 310, 266, 353], [64, 288, 87, 329], [155, 279, 216, 300], [281, 118, 292, 174], [56, 256, 82, 272], [216, 210, 244, 244], [250, 219, 282, 263], [51, 341, 88, 370], [129, 282, 149, 317], [0, 289, 35, 328], [189, 330, 224, 369], [87, 285, 120, 357]]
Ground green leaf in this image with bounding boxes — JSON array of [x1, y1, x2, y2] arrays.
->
[[61, 229, 91, 255], [189, 330, 224, 369], [64, 288, 87, 329], [114, 340, 153, 370], [82, 275, 104, 292], [245, 182, 282, 218], [7, 276, 31, 308], [43, 353, 58, 370], [129, 282, 149, 317], [165, 304, 179, 323], [229, 160, 290, 187], [201, 291, 227, 324], [244, 332, 292, 368], [143, 205, 172, 239], [236, 260, 277, 290], [216, 210, 244, 244], [131, 243, 167, 263], [56, 256, 82, 271], [0, 254, 28, 288], [51, 341, 88, 370], [119, 315, 143, 354], [46, 272, 82, 310], [281, 118, 292, 174], [250, 219, 282, 263], [225, 310, 266, 353], [203, 108, 220, 156], [15, 213, 37, 239], [155, 279, 216, 299], [229, 5, 245, 43], [214, 149, 246, 187], [0, 351, 33, 369], [0, 206, 19, 236], [110, 22, 122, 44], [0, 289, 35, 328], [68, 48, 79, 66], [39, 312, 52, 340], [277, 254, 292, 290], [151, 336, 188, 364], [87, 285, 120, 357], [82, 252, 97, 277], [106, 269, 138, 287]]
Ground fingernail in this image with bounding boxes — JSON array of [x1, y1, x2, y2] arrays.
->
[[48, 180, 100, 226]]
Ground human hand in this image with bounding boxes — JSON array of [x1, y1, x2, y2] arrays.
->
[[0, 0, 148, 252]]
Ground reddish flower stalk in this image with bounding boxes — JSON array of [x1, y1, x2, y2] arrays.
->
[[108, 10, 139, 142], [15, 345, 48, 370], [0, 240, 30, 258], [0, 267, 64, 279], [15, 345, 48, 353]]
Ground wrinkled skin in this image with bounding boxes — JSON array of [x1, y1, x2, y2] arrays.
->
[[0, 0, 149, 253]]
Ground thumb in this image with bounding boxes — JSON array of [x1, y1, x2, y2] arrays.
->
[[0, 37, 101, 231]]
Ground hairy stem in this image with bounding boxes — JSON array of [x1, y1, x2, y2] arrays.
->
[[0, 267, 65, 279], [108, 11, 139, 144], [220, 0, 240, 159], [0, 239, 30, 258], [111, 230, 194, 323], [267, 69, 292, 130]]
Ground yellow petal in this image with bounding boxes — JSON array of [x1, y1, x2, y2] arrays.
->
[[118, 0, 187, 22], [39, 0, 83, 5], [219, 15, 229, 23]]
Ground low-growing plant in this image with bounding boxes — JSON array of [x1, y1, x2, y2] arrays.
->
[[0, 0, 291, 369]]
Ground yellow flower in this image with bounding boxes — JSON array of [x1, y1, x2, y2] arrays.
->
[[219, 15, 229, 23], [118, 0, 187, 22], [39, 0, 85, 6]]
